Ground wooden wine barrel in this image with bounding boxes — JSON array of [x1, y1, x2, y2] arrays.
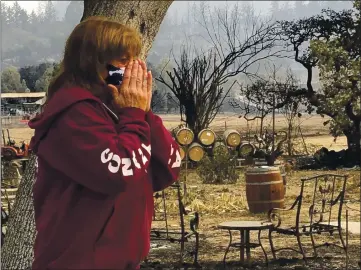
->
[[178, 145, 186, 160], [188, 142, 205, 162], [245, 166, 284, 213], [223, 129, 241, 147], [175, 127, 194, 146], [198, 129, 216, 146], [253, 160, 287, 196], [238, 143, 255, 157]]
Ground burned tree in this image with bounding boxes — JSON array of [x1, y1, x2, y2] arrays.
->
[[279, 3, 361, 166], [157, 2, 283, 134], [1, 1, 173, 269], [254, 130, 288, 166], [231, 66, 305, 146], [230, 67, 304, 164], [157, 48, 236, 134], [281, 95, 303, 156], [231, 80, 275, 137], [151, 90, 167, 113]]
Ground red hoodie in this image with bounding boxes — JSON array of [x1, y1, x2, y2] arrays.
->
[[28, 87, 181, 269]]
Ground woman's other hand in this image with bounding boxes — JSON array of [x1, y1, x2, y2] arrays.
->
[[108, 60, 149, 112], [138, 60, 152, 112]]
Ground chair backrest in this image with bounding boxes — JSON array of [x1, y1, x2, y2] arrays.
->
[[152, 183, 188, 237], [301, 174, 348, 227]]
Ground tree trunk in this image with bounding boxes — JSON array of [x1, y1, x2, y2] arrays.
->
[[82, 0, 173, 59], [343, 122, 361, 166], [287, 122, 293, 156], [1, 1, 172, 268], [1, 155, 37, 269], [184, 101, 197, 133]]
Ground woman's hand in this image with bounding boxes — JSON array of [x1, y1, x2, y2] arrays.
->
[[107, 60, 151, 112], [138, 60, 153, 112]]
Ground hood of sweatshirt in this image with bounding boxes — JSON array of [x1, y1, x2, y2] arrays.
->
[[28, 87, 117, 153]]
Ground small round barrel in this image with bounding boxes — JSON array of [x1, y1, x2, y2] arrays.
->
[[198, 129, 216, 146], [188, 142, 205, 162], [175, 128, 194, 146], [223, 129, 241, 147], [245, 166, 285, 213], [238, 143, 255, 157]]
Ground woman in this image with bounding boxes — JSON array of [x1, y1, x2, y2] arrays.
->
[[29, 16, 181, 269]]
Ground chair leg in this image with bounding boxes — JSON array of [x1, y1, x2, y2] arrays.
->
[[268, 229, 276, 260], [223, 230, 233, 267], [338, 225, 347, 252], [259, 229, 269, 266], [309, 231, 318, 257], [193, 232, 200, 267], [296, 234, 306, 261]]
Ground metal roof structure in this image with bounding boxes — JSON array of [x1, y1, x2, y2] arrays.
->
[[1, 92, 46, 99]]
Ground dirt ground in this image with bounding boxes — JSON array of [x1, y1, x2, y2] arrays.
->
[[145, 169, 360, 269], [2, 114, 359, 269]]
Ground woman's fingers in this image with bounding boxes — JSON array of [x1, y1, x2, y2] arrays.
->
[[138, 60, 148, 95], [139, 60, 147, 80], [145, 71, 152, 111], [147, 71, 152, 93], [136, 60, 144, 92], [121, 60, 133, 90], [129, 60, 139, 91]]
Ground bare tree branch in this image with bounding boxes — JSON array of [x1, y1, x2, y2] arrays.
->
[[156, 3, 285, 134]]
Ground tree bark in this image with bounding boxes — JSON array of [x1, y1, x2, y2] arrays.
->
[[1, 1, 172, 268], [1, 155, 37, 270], [82, 0, 173, 59], [287, 122, 293, 156], [343, 122, 361, 166]]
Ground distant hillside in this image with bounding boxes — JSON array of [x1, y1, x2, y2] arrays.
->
[[1, 1, 81, 69], [1, 0, 352, 69]]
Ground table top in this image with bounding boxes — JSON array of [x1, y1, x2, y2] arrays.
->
[[218, 221, 273, 230]]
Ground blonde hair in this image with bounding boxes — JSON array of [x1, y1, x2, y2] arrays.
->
[[47, 16, 142, 102]]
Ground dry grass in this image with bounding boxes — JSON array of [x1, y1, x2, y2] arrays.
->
[[149, 169, 360, 269]]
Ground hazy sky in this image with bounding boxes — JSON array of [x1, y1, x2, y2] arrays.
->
[[5, 1, 40, 12], [4, 1, 277, 16]]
